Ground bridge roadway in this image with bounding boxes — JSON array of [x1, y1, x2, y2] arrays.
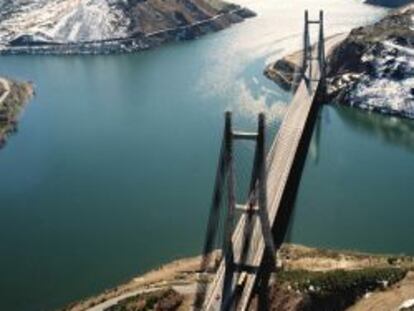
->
[[202, 34, 346, 310]]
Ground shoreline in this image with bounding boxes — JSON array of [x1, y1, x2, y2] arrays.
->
[[60, 244, 414, 311], [264, 33, 348, 91], [0, 8, 255, 56]]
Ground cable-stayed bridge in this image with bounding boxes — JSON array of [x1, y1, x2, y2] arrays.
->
[[193, 10, 343, 311]]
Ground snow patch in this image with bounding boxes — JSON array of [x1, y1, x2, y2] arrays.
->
[[0, 0, 129, 44], [350, 41, 414, 118]]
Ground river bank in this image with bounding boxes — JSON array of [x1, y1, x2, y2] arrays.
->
[[60, 244, 414, 311], [0, 0, 255, 55], [0, 76, 33, 148], [264, 4, 414, 119]]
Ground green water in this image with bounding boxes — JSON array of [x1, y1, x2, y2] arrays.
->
[[290, 105, 414, 254], [0, 0, 404, 310]]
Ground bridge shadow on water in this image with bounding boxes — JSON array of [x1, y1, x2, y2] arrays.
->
[[284, 103, 414, 254]]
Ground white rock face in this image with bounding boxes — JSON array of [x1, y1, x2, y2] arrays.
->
[[0, 0, 129, 44], [350, 40, 414, 118]]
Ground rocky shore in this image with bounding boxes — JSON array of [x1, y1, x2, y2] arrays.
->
[[0, 76, 33, 148], [60, 244, 414, 311], [265, 4, 414, 119], [0, 0, 255, 55]]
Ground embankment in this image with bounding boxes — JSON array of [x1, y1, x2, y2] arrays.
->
[[60, 244, 414, 311]]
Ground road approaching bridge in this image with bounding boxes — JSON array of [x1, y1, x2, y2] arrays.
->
[[196, 11, 348, 311]]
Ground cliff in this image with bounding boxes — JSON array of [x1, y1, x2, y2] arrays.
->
[[0, 0, 255, 55]]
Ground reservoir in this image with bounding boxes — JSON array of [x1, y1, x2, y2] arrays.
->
[[0, 1, 409, 310]]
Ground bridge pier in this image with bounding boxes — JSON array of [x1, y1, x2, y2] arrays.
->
[[196, 112, 278, 311]]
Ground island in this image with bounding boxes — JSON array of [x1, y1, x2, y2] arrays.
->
[[0, 0, 255, 55]]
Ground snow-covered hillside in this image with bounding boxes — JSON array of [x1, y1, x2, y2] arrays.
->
[[0, 0, 129, 44], [325, 4, 414, 119], [349, 40, 414, 118], [0, 0, 254, 54], [265, 4, 414, 119]]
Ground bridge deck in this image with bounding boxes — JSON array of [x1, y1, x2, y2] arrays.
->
[[203, 34, 346, 311], [204, 61, 320, 310]]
